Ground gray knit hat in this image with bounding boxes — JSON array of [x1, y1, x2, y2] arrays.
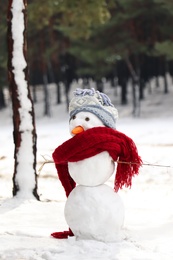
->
[[69, 88, 118, 129]]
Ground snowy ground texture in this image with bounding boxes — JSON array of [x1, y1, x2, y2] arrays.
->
[[0, 79, 173, 260]]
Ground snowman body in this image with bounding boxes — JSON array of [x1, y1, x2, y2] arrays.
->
[[68, 151, 114, 186], [64, 112, 125, 242], [65, 184, 124, 242]]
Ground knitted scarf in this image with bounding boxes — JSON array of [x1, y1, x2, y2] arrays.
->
[[52, 127, 142, 197], [51, 126, 142, 239]]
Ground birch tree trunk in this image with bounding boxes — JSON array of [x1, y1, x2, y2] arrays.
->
[[7, 0, 39, 199]]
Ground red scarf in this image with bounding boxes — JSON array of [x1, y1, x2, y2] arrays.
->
[[53, 127, 142, 197]]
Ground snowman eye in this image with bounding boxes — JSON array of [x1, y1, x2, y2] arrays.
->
[[85, 117, 90, 121], [72, 115, 76, 120]]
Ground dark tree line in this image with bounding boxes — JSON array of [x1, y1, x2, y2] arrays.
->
[[1, 0, 173, 112]]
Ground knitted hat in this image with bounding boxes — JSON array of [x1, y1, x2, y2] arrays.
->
[[69, 88, 118, 129]]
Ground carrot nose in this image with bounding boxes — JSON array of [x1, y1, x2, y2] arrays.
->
[[71, 126, 84, 135]]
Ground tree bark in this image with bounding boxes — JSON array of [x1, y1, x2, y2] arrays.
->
[[43, 73, 51, 116], [125, 57, 140, 116], [7, 0, 39, 199], [164, 58, 169, 94], [0, 88, 6, 109], [56, 83, 61, 104], [120, 78, 128, 105]]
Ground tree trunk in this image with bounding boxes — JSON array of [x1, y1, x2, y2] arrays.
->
[[64, 82, 70, 111], [56, 83, 61, 104], [132, 80, 140, 117], [0, 88, 6, 109], [43, 73, 51, 116], [7, 0, 39, 199], [32, 85, 37, 103], [164, 59, 169, 94], [125, 57, 140, 116], [163, 74, 168, 94], [155, 77, 160, 88], [96, 79, 104, 92], [139, 78, 145, 100], [120, 78, 128, 105]]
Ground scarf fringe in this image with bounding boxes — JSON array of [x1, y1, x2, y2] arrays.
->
[[114, 134, 142, 191]]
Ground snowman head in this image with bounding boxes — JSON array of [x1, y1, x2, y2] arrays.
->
[[69, 88, 118, 135], [69, 111, 105, 135]]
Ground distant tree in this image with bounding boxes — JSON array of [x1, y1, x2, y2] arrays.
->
[[27, 0, 111, 109], [0, 1, 8, 109], [7, 0, 39, 199], [67, 0, 173, 112]]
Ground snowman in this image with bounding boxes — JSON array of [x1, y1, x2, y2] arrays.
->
[[51, 88, 142, 242]]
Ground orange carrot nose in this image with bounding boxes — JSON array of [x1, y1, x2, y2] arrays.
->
[[71, 126, 84, 135]]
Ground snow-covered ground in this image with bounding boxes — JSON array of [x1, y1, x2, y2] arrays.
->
[[0, 79, 173, 260]]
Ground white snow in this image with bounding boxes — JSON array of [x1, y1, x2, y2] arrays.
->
[[0, 80, 173, 259]]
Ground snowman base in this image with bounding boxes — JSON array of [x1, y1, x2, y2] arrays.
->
[[64, 184, 125, 243]]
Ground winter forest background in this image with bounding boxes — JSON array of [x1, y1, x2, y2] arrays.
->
[[0, 1, 173, 259], [1, 0, 173, 112]]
